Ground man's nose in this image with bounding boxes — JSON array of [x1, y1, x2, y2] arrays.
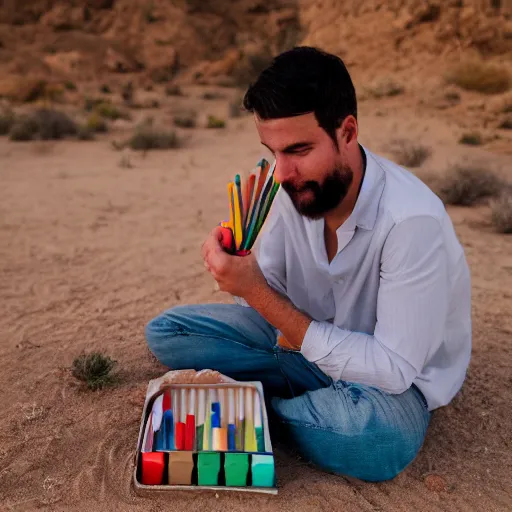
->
[[274, 156, 296, 184]]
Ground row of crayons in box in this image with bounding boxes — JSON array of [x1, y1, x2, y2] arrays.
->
[[142, 386, 266, 454]]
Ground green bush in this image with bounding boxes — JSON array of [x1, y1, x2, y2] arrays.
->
[[86, 113, 108, 133], [207, 115, 226, 129], [95, 102, 128, 120], [71, 352, 118, 390], [459, 132, 483, 146]]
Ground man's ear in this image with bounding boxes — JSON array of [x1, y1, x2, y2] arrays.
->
[[341, 115, 358, 145]]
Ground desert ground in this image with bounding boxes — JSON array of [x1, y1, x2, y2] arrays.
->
[[1, 82, 512, 512]]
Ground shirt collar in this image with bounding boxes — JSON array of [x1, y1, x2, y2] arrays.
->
[[340, 144, 385, 232]]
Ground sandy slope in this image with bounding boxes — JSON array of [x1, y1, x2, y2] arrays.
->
[[0, 93, 511, 511]]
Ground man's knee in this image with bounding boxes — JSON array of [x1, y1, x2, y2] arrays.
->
[[145, 306, 191, 360], [271, 384, 429, 482]]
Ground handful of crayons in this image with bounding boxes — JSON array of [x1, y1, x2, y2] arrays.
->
[[220, 158, 280, 255], [139, 384, 275, 489]]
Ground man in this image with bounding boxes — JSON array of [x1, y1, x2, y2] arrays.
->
[[145, 47, 471, 482]]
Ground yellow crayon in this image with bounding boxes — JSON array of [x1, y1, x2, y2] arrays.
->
[[233, 179, 243, 250]]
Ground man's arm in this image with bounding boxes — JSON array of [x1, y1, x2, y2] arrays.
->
[[245, 216, 449, 393], [233, 192, 287, 306]]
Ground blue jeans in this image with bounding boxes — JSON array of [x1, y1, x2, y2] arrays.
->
[[145, 304, 430, 482]]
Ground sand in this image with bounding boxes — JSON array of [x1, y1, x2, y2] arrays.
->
[[1, 90, 512, 511]]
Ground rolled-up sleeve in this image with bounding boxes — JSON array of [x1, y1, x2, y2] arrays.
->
[[300, 215, 449, 394]]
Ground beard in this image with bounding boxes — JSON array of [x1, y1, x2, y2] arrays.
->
[[281, 164, 353, 219]]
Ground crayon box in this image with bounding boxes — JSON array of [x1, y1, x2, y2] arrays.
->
[[133, 369, 277, 495]]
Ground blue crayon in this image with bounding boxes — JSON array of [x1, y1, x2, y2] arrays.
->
[[211, 402, 221, 429], [154, 429, 164, 451], [162, 410, 174, 450], [228, 424, 236, 451]]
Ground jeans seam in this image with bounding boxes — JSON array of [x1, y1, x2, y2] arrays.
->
[[277, 418, 351, 434], [155, 331, 274, 355]]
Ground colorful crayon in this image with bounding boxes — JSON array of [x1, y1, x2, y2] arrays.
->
[[227, 388, 236, 451], [254, 390, 265, 453], [235, 387, 245, 451], [196, 388, 206, 451], [244, 387, 257, 452], [185, 388, 196, 451]]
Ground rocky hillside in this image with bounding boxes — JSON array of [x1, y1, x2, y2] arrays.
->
[[0, 0, 510, 99]]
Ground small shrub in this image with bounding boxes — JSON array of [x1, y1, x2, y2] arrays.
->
[[121, 82, 134, 104], [202, 91, 224, 100], [84, 97, 105, 112], [173, 114, 196, 128], [165, 84, 183, 96], [86, 113, 108, 133], [143, 2, 158, 23], [77, 125, 95, 140], [71, 352, 118, 390], [128, 126, 180, 150], [438, 165, 502, 206], [459, 132, 483, 145], [119, 155, 133, 168], [498, 117, 512, 130], [33, 109, 77, 140], [229, 96, 244, 118], [100, 84, 112, 94], [95, 102, 129, 120], [64, 80, 77, 91], [367, 78, 404, 98], [390, 140, 431, 167], [207, 115, 226, 129], [0, 110, 15, 136], [491, 192, 512, 234], [233, 48, 274, 87], [9, 116, 38, 141], [445, 60, 511, 94]]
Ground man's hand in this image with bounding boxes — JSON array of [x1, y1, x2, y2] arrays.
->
[[201, 226, 268, 300]]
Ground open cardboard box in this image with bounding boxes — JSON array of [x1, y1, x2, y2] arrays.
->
[[133, 369, 278, 495]]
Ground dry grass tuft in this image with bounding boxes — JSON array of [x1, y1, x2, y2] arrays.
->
[[165, 84, 184, 96], [390, 139, 432, 167], [71, 352, 118, 390], [491, 192, 512, 234], [459, 132, 483, 146], [438, 165, 503, 206], [498, 117, 512, 130], [366, 78, 404, 98], [128, 125, 181, 151], [173, 112, 196, 128], [445, 60, 511, 94], [0, 109, 15, 135], [207, 115, 226, 129]]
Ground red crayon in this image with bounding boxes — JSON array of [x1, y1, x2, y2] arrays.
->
[[141, 452, 165, 485]]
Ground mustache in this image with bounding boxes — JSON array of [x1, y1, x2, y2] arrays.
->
[[281, 180, 319, 194]]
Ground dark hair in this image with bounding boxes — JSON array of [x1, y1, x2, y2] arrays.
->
[[243, 46, 357, 143]]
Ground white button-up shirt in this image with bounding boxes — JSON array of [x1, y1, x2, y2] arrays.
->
[[248, 145, 472, 410]]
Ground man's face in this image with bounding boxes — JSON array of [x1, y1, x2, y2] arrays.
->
[[255, 113, 353, 219]]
